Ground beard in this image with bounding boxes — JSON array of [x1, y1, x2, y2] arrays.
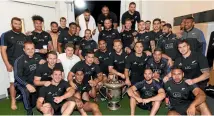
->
[[85, 18, 89, 22], [51, 29, 58, 33], [12, 26, 22, 33]]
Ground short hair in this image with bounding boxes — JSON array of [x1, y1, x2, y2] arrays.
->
[[86, 51, 94, 56], [60, 17, 66, 22], [144, 68, 153, 73], [161, 21, 166, 23], [84, 9, 90, 13], [163, 23, 172, 28], [47, 51, 58, 58], [65, 43, 74, 49], [153, 18, 161, 24], [134, 41, 143, 48], [69, 22, 77, 27], [177, 40, 189, 46], [76, 25, 81, 30], [104, 18, 112, 23], [52, 68, 62, 74], [113, 39, 123, 45], [145, 20, 151, 23], [11, 17, 21, 24], [185, 17, 194, 22], [129, 2, 136, 7], [50, 21, 58, 26], [85, 29, 91, 33], [154, 48, 162, 53], [125, 18, 132, 23], [102, 5, 109, 9], [139, 20, 144, 23], [24, 41, 35, 48], [171, 66, 183, 72], [32, 15, 44, 22], [98, 39, 106, 44]]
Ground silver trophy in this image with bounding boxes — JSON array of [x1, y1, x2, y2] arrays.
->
[[99, 74, 126, 110]]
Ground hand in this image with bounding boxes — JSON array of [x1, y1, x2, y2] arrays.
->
[[132, 32, 138, 36], [163, 76, 170, 83], [40, 103, 52, 114], [125, 79, 131, 86], [92, 29, 96, 35], [75, 98, 84, 109], [44, 81, 51, 87], [94, 49, 98, 52], [142, 99, 151, 105], [25, 31, 32, 36], [120, 28, 124, 32], [125, 47, 131, 54], [69, 81, 77, 90], [187, 105, 196, 116], [167, 58, 173, 67], [88, 80, 96, 87], [6, 64, 13, 72], [39, 59, 46, 64], [144, 51, 152, 56], [26, 84, 36, 93], [185, 79, 194, 85], [54, 96, 64, 104], [57, 59, 61, 63], [118, 73, 125, 79], [39, 49, 48, 54], [94, 58, 100, 64], [153, 72, 160, 79], [135, 97, 143, 103]]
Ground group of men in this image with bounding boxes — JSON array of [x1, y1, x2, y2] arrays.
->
[[0, 1, 212, 115]]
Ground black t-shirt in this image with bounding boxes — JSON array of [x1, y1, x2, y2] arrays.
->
[[148, 30, 163, 45], [157, 34, 180, 61], [109, 50, 128, 73], [39, 80, 70, 109], [58, 32, 82, 51], [164, 78, 197, 107], [121, 11, 141, 29], [79, 39, 97, 57], [174, 51, 209, 80], [98, 29, 120, 50], [135, 32, 151, 51], [120, 29, 136, 49], [58, 27, 69, 36], [146, 57, 168, 80], [95, 50, 111, 75], [1, 30, 28, 65], [73, 79, 90, 93], [35, 62, 64, 82], [27, 31, 52, 59], [70, 61, 101, 84], [125, 53, 149, 83], [134, 79, 162, 98], [14, 54, 42, 86], [97, 12, 118, 27]]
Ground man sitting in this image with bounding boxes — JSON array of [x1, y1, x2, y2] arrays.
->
[[127, 68, 166, 116]]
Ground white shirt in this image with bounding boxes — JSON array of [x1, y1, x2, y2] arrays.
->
[[58, 53, 81, 81]]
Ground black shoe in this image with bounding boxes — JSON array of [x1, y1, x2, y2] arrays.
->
[[27, 109, 33, 115], [15, 94, 22, 101]]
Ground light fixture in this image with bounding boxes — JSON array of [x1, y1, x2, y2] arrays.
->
[[74, 0, 86, 9]]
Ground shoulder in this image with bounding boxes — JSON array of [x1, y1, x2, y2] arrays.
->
[[1, 30, 12, 37], [135, 11, 140, 15], [122, 11, 129, 16]]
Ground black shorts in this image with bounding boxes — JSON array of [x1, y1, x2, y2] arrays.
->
[[137, 103, 152, 111], [52, 101, 66, 115], [170, 103, 191, 115]]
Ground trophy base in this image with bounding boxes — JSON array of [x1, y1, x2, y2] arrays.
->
[[107, 102, 121, 110]]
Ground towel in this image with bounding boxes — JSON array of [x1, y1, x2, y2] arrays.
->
[[78, 14, 96, 37]]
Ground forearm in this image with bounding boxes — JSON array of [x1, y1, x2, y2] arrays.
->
[[57, 43, 62, 53], [1, 50, 10, 66], [113, 23, 118, 29], [191, 94, 206, 107], [162, 54, 171, 60], [98, 25, 102, 32], [109, 67, 121, 77], [36, 101, 43, 110], [125, 69, 130, 80], [147, 93, 165, 102], [193, 72, 209, 84], [94, 74, 103, 84], [34, 80, 48, 86], [127, 89, 141, 100], [61, 88, 75, 100]]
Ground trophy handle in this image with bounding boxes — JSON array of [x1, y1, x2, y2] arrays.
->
[[122, 85, 128, 98], [99, 86, 107, 99]]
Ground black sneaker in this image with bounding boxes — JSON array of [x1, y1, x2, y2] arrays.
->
[[15, 94, 22, 101], [27, 109, 33, 115]]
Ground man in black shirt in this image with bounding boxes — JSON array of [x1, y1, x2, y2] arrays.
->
[[71, 70, 102, 115], [164, 40, 210, 90], [34, 51, 64, 91], [27, 15, 53, 59], [37, 69, 76, 115], [145, 20, 151, 32], [68, 51, 103, 98], [97, 6, 118, 32], [164, 68, 211, 115], [127, 68, 165, 116], [95, 40, 111, 77], [58, 22, 82, 54], [121, 2, 140, 31], [109, 40, 128, 79], [157, 23, 180, 61], [98, 19, 120, 51], [120, 19, 137, 54], [58, 17, 69, 36], [78, 29, 97, 60], [1, 17, 28, 110], [14, 41, 45, 115], [146, 48, 169, 80], [125, 42, 149, 85]]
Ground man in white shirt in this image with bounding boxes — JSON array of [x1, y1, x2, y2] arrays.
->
[[58, 43, 81, 81]]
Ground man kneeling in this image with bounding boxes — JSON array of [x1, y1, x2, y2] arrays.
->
[[37, 69, 76, 115], [127, 68, 165, 116], [71, 70, 102, 115], [164, 67, 211, 115]]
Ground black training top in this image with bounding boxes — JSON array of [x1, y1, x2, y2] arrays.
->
[[135, 32, 151, 51], [97, 12, 118, 27], [120, 29, 136, 49], [58, 27, 69, 36], [148, 30, 163, 45], [121, 11, 141, 29], [79, 39, 97, 57]]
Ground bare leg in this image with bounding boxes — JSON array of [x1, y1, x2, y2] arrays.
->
[[61, 101, 76, 116], [82, 92, 90, 101], [130, 97, 137, 116], [10, 83, 17, 110], [83, 102, 102, 115], [41, 103, 54, 116], [196, 102, 211, 115], [74, 92, 87, 116], [167, 110, 180, 115], [150, 101, 161, 116]]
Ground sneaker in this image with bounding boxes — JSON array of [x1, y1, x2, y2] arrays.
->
[[27, 109, 33, 115], [15, 94, 22, 101]]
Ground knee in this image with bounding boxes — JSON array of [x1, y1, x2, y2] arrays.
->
[[67, 101, 76, 108], [167, 111, 178, 115], [91, 103, 99, 111], [41, 103, 52, 114]]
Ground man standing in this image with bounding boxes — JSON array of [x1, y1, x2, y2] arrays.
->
[[49, 22, 59, 52], [145, 20, 151, 32], [182, 17, 206, 55], [76, 9, 96, 38], [1, 17, 28, 110], [58, 43, 81, 81], [98, 19, 120, 50], [121, 2, 140, 31], [127, 68, 165, 116], [58, 17, 69, 36], [27, 15, 53, 59], [97, 5, 118, 32], [14, 41, 45, 115], [164, 68, 211, 115]]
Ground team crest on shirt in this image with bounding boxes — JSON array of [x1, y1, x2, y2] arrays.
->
[[91, 67, 95, 71], [99, 56, 102, 59], [125, 56, 128, 59], [64, 37, 67, 40], [44, 36, 48, 38], [58, 88, 62, 91], [29, 64, 37, 71], [173, 92, 181, 98], [17, 41, 24, 45], [11, 36, 14, 39], [191, 60, 197, 65], [122, 34, 126, 36], [112, 33, 115, 35], [179, 63, 182, 66], [151, 87, 154, 90], [185, 66, 191, 70], [48, 92, 52, 95], [181, 88, 186, 91], [143, 86, 146, 90], [145, 91, 152, 96], [33, 36, 37, 40], [167, 87, 171, 91], [114, 60, 117, 62], [44, 73, 47, 76], [102, 33, 105, 36], [133, 62, 137, 64], [24, 60, 28, 63], [135, 16, 137, 19]]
